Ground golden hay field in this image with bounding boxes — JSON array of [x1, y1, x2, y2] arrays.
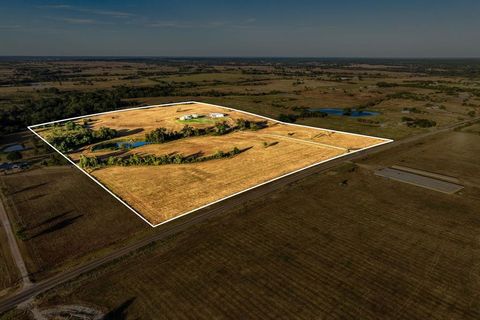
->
[[33, 102, 389, 225]]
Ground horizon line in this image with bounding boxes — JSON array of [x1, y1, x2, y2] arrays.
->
[[1, 55, 480, 60]]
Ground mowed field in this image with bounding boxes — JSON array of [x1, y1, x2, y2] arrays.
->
[[0, 165, 152, 282], [37, 128, 480, 319], [33, 102, 388, 225]]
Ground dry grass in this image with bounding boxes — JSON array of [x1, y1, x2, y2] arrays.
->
[[0, 166, 151, 281], [84, 103, 263, 136], [92, 132, 343, 224], [38, 129, 480, 319], [34, 102, 387, 225]]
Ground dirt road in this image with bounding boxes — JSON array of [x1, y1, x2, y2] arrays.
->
[[0, 197, 31, 289]]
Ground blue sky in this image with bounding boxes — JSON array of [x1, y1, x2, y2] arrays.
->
[[1, 0, 479, 57]]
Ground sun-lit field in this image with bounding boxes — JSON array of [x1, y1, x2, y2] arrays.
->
[[32, 102, 389, 225]]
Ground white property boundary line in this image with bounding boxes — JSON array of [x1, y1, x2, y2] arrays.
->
[[28, 101, 393, 228]]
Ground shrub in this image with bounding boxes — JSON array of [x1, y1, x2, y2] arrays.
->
[[403, 118, 437, 128], [6, 151, 22, 161], [278, 114, 298, 123], [377, 82, 398, 88]]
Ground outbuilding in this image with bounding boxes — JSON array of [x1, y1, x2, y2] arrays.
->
[[179, 115, 193, 121], [209, 112, 225, 118]]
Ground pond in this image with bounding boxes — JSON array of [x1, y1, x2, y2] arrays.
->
[[92, 141, 150, 151], [308, 108, 380, 117], [2, 144, 25, 152], [116, 141, 150, 149]]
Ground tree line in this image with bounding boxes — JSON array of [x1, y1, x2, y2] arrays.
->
[[79, 147, 243, 169], [0, 84, 175, 134], [145, 119, 267, 143]]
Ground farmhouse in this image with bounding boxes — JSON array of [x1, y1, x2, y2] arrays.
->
[[179, 114, 200, 121], [210, 112, 225, 118]]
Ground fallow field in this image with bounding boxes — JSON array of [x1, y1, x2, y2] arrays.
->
[[36, 127, 480, 320], [31, 102, 390, 226]]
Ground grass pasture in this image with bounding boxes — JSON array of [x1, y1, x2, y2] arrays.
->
[[37, 129, 480, 319], [32, 102, 389, 225]]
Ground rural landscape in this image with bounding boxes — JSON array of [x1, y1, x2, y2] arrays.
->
[[3, 0, 480, 318], [0, 56, 479, 319], [30, 101, 388, 225]]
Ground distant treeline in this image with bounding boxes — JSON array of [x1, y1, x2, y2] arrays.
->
[[379, 80, 480, 97], [0, 84, 176, 134]]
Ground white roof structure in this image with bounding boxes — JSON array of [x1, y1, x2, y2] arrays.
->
[[179, 115, 193, 120], [210, 112, 225, 118]]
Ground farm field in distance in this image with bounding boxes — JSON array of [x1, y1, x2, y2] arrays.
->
[[31, 102, 389, 225]]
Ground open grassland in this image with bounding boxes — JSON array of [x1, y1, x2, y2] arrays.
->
[[33, 102, 387, 225], [37, 129, 480, 319]]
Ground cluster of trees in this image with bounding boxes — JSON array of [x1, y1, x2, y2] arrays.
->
[[376, 82, 398, 88], [235, 118, 267, 130], [144, 124, 214, 143], [1, 90, 125, 134], [79, 147, 242, 169], [145, 119, 265, 144], [298, 109, 328, 119], [386, 92, 430, 101], [278, 113, 300, 123], [401, 117, 437, 128], [48, 121, 117, 152]]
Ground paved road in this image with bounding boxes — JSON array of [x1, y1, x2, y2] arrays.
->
[[0, 117, 479, 315], [0, 196, 32, 289]]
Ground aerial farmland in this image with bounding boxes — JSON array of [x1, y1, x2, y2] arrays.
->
[[30, 102, 390, 226]]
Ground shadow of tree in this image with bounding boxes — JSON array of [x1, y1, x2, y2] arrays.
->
[[11, 182, 48, 195], [117, 128, 144, 138], [27, 194, 47, 201], [97, 150, 129, 161], [31, 214, 84, 239], [103, 297, 136, 320], [31, 210, 73, 229]]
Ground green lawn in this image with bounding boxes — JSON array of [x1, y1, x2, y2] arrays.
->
[[177, 117, 226, 124]]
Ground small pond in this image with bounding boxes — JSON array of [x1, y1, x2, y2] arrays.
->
[[116, 141, 150, 149], [2, 144, 25, 152], [92, 141, 149, 151], [308, 108, 380, 117]]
